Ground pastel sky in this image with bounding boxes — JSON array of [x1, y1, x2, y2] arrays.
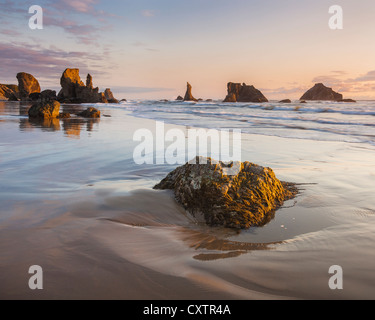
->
[[1, 0, 375, 100]]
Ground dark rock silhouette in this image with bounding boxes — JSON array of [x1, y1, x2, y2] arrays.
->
[[183, 82, 198, 101], [300, 83, 343, 101], [154, 156, 297, 229], [176, 95, 184, 101], [337, 99, 356, 103], [223, 82, 268, 103], [279, 99, 291, 103], [86, 74, 93, 89], [16, 73, 41, 101], [40, 90, 57, 103]]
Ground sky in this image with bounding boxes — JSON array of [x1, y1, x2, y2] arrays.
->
[[1, 0, 375, 100]]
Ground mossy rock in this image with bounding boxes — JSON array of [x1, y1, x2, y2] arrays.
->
[[28, 101, 60, 119], [154, 157, 297, 229]]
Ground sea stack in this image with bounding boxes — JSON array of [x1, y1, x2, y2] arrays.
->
[[223, 82, 268, 103], [154, 157, 297, 229], [183, 82, 198, 102], [57, 68, 108, 104], [16, 72, 41, 101], [300, 83, 343, 101]]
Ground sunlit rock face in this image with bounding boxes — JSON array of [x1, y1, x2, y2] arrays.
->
[[154, 157, 297, 229]]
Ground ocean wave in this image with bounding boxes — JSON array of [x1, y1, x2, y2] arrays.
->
[[103, 100, 375, 146]]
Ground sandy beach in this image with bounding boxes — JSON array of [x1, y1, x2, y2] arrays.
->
[[1, 100, 375, 300]]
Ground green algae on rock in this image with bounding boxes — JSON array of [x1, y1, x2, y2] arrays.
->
[[154, 157, 297, 229], [28, 101, 60, 119]]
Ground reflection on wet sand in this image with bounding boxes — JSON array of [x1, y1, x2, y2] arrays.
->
[[19, 117, 100, 137], [177, 228, 281, 261], [17, 107, 100, 138], [62, 118, 100, 138], [0, 102, 102, 137]]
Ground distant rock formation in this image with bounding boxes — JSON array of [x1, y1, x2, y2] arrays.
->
[[223, 82, 268, 103], [176, 95, 184, 101], [300, 83, 343, 101], [183, 82, 198, 101], [104, 88, 119, 103], [154, 157, 297, 229], [337, 99, 356, 103], [57, 68, 108, 104], [28, 101, 60, 119], [86, 74, 93, 89], [16, 72, 41, 101], [279, 99, 291, 103]]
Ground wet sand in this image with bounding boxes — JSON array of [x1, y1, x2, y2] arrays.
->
[[1, 101, 375, 299]]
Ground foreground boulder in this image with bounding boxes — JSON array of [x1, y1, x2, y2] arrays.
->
[[300, 83, 343, 101], [154, 157, 297, 229], [77, 107, 100, 118], [183, 82, 198, 101], [58, 69, 108, 103], [28, 101, 60, 119], [223, 82, 268, 103], [16, 72, 41, 101]]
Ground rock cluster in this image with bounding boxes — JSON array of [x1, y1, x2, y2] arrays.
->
[[154, 157, 297, 229], [57, 69, 109, 104], [2, 69, 120, 104], [223, 82, 268, 103]]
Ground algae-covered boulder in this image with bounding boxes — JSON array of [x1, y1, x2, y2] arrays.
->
[[28, 101, 60, 119], [154, 157, 297, 229]]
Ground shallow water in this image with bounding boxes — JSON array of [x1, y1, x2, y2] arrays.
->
[[0, 101, 375, 299]]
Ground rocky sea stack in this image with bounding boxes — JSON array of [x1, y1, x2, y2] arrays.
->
[[17, 72, 41, 101], [154, 157, 297, 229], [183, 82, 198, 102], [223, 82, 268, 103], [300, 83, 343, 101], [58, 68, 108, 103]]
